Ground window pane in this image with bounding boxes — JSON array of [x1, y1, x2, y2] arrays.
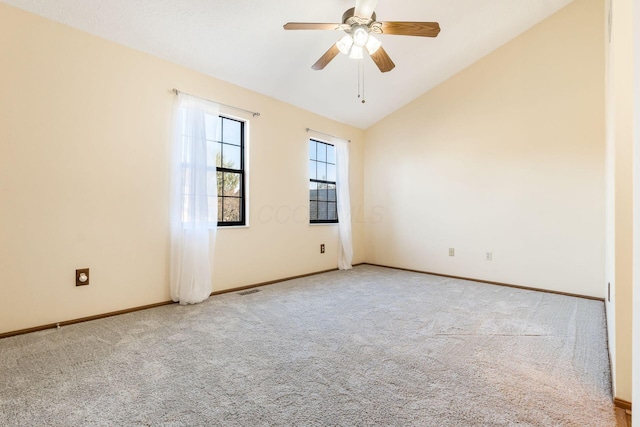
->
[[328, 202, 337, 221], [317, 162, 327, 181], [309, 181, 318, 201], [310, 201, 318, 221], [309, 160, 317, 180], [222, 144, 241, 169], [222, 118, 241, 145], [327, 184, 336, 202], [222, 197, 241, 222], [318, 201, 328, 220], [327, 145, 336, 164], [204, 115, 245, 226], [207, 141, 222, 167], [327, 164, 336, 182], [217, 171, 223, 195], [221, 172, 242, 197], [309, 140, 317, 160], [317, 143, 327, 162], [317, 183, 328, 201]]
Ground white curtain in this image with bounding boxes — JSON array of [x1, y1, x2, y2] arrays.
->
[[335, 139, 353, 270], [170, 93, 219, 304]]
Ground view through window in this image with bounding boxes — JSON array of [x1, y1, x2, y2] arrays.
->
[[309, 139, 337, 224]]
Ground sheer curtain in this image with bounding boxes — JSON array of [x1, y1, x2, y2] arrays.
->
[[335, 139, 353, 270], [170, 93, 219, 304]]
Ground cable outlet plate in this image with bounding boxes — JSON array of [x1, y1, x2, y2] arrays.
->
[[76, 268, 90, 286]]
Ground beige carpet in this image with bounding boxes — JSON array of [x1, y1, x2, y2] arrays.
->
[[0, 265, 616, 426]]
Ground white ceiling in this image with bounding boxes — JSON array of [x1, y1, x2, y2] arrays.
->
[[1, 0, 574, 129]]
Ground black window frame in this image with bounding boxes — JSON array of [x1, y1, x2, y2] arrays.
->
[[309, 139, 338, 224], [215, 116, 246, 227]]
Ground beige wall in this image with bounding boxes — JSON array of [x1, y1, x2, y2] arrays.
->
[[0, 3, 365, 335], [364, 0, 605, 297], [607, 0, 634, 404]]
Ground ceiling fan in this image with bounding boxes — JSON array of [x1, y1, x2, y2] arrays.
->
[[283, 0, 440, 73]]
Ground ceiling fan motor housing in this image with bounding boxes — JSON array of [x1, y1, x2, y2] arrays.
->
[[342, 7, 377, 25]]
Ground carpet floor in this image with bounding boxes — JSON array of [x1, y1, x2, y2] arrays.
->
[[0, 265, 616, 426]]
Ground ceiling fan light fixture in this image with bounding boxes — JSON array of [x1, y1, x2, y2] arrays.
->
[[365, 35, 382, 54], [284, 1, 440, 73], [336, 34, 354, 55], [349, 45, 364, 59], [352, 25, 369, 47]]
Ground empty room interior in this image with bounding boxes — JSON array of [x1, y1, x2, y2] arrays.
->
[[0, 0, 637, 425]]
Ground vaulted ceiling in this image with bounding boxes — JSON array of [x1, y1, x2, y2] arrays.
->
[[1, 0, 574, 128]]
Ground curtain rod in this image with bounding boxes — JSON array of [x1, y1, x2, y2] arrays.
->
[[306, 128, 351, 143], [173, 89, 260, 117]]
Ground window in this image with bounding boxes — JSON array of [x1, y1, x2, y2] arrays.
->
[[209, 115, 245, 226], [309, 139, 337, 224]]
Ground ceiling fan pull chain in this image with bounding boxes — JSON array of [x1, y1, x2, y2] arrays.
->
[[356, 61, 366, 104], [357, 61, 361, 101], [362, 62, 366, 104]]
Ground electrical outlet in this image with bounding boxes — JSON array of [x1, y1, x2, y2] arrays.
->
[[449, 248, 455, 256], [485, 252, 492, 261], [76, 268, 90, 286], [320, 244, 325, 254]]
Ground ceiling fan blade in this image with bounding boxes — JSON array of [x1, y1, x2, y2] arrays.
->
[[312, 44, 341, 70], [379, 21, 441, 37], [370, 46, 395, 73], [283, 23, 342, 31], [354, 0, 379, 19]]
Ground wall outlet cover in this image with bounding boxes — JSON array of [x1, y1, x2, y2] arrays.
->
[[76, 268, 90, 286]]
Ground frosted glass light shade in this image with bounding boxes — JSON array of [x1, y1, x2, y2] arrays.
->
[[352, 26, 369, 47], [336, 35, 353, 55], [365, 35, 382, 54], [349, 45, 364, 59]]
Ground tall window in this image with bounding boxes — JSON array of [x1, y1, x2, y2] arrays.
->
[[209, 116, 245, 226], [309, 139, 337, 224]]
